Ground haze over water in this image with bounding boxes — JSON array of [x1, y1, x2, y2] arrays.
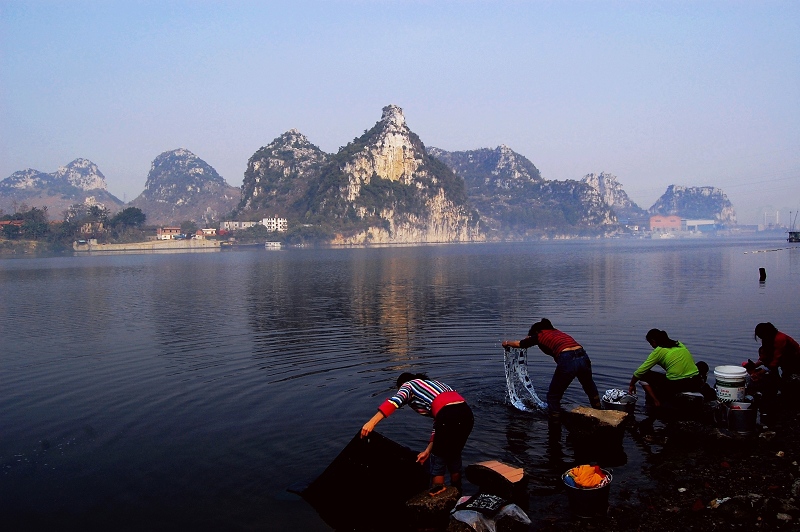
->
[[1, 237, 798, 529]]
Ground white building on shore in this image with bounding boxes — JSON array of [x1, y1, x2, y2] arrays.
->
[[220, 217, 288, 232]]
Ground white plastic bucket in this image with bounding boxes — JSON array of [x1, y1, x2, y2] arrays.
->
[[714, 365, 747, 403]]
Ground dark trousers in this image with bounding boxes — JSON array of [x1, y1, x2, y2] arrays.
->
[[430, 402, 474, 477], [640, 371, 702, 406], [547, 349, 601, 415]]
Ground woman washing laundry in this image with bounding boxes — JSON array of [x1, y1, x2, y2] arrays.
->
[[502, 318, 601, 422], [628, 329, 701, 408], [361, 372, 474, 496]]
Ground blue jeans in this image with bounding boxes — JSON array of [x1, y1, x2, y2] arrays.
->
[[547, 348, 601, 415]]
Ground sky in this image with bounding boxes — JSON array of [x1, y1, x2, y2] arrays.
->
[[1, 1, 798, 225]]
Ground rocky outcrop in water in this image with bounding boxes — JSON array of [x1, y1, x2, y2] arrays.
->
[[128, 148, 240, 226], [0, 159, 123, 217]]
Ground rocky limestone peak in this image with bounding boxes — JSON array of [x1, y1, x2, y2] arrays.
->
[[492, 145, 532, 180], [341, 104, 424, 198], [582, 172, 633, 209], [263, 129, 318, 155], [0, 168, 52, 190], [380, 104, 405, 128], [142, 148, 227, 200], [649, 185, 736, 224], [53, 158, 107, 191], [237, 129, 329, 214], [427, 145, 543, 189], [129, 148, 238, 225]]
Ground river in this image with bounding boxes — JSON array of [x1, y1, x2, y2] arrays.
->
[[1, 237, 798, 530]]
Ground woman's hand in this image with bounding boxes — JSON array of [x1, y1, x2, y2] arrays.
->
[[360, 411, 384, 438], [416, 448, 430, 464], [417, 441, 434, 464]]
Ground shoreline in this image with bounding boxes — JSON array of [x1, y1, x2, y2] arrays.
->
[[526, 408, 800, 530]]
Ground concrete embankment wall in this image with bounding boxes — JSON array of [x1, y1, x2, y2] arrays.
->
[[73, 240, 221, 253]]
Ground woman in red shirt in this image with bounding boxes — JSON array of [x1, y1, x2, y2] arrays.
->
[[503, 318, 601, 421], [753, 322, 800, 377]]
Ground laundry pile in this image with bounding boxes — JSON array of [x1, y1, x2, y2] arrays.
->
[[563, 464, 610, 489]]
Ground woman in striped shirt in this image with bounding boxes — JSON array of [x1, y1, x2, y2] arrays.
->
[[361, 372, 474, 496], [503, 318, 601, 421]]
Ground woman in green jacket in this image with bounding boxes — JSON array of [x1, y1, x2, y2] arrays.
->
[[628, 329, 702, 407]]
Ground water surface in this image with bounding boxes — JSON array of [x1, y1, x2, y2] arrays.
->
[[1, 238, 798, 529]]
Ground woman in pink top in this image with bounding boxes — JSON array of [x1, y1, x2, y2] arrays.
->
[[503, 318, 601, 421]]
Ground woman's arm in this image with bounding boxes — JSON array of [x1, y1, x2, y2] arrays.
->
[[502, 336, 536, 350], [627, 375, 639, 395], [360, 411, 385, 438]]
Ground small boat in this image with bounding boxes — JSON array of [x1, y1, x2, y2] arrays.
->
[[265, 241, 282, 249]]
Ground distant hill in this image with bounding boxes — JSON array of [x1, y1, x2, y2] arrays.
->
[[236, 129, 330, 219], [0, 159, 123, 219], [128, 148, 240, 226], [236, 105, 482, 244], [429, 146, 616, 238], [581, 172, 648, 223], [649, 185, 736, 225]]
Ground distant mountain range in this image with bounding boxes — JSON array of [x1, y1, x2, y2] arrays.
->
[[0, 159, 123, 217], [0, 105, 738, 241]]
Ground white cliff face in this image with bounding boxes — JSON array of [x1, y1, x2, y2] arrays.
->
[[332, 190, 484, 245], [582, 172, 636, 211], [330, 105, 481, 244], [53, 159, 108, 191], [342, 105, 425, 201]]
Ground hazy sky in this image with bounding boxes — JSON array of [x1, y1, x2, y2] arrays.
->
[[2, 1, 798, 225]]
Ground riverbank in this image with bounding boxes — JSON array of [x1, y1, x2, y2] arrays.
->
[[532, 408, 800, 531], [0, 239, 60, 256], [72, 239, 220, 252]]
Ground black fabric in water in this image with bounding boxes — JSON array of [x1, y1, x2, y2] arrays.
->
[[298, 431, 429, 531]]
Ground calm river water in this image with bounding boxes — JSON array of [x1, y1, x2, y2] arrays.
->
[[1, 237, 798, 530]]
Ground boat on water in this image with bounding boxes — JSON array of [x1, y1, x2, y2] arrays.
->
[[265, 241, 282, 249], [788, 231, 800, 243]]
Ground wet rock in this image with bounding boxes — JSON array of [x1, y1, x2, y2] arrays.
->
[[563, 406, 627, 447], [406, 486, 460, 529], [446, 519, 473, 532], [760, 430, 777, 441], [713, 494, 760, 519], [791, 479, 800, 498]]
